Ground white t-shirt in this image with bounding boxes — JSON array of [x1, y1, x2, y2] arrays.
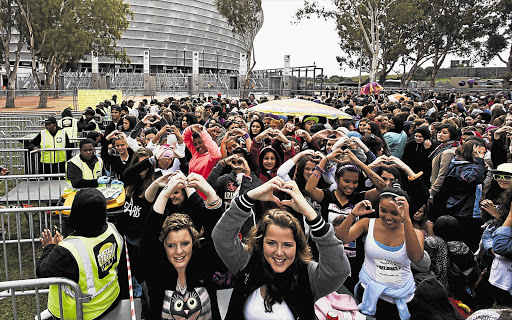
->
[[489, 254, 512, 294], [243, 287, 294, 320]]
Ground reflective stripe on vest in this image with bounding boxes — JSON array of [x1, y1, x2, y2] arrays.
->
[[64, 155, 103, 195], [48, 223, 122, 320], [58, 117, 79, 139], [40, 129, 66, 163]]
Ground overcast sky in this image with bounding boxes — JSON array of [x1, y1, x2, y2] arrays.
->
[[253, 0, 504, 78]]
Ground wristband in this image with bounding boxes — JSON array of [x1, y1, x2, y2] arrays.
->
[[315, 164, 325, 174], [244, 133, 250, 139], [312, 171, 321, 179]]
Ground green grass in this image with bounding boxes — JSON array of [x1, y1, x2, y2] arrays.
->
[[0, 209, 52, 319]]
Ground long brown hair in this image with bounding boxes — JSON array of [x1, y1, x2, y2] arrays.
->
[[125, 148, 154, 198], [245, 208, 312, 312]]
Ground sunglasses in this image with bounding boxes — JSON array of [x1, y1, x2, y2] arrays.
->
[[493, 174, 512, 181]]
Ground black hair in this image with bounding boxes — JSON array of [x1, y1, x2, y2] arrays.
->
[[389, 116, 404, 133], [180, 113, 197, 130], [79, 138, 95, 149], [433, 215, 460, 242], [335, 163, 360, 179], [437, 124, 459, 141], [379, 186, 410, 204], [362, 105, 375, 117], [249, 119, 265, 139], [295, 157, 319, 193]]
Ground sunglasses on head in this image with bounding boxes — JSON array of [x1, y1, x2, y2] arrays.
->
[[493, 174, 512, 181]]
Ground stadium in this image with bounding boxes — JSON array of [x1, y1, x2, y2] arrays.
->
[[3, 0, 254, 93]]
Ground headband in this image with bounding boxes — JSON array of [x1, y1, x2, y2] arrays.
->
[[379, 192, 401, 199], [338, 163, 360, 173]]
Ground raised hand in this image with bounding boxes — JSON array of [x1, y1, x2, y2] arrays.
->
[[351, 200, 375, 217], [246, 176, 285, 206], [40, 229, 63, 247], [390, 196, 410, 222], [279, 181, 317, 220]]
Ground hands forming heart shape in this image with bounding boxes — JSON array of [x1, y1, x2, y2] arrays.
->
[[378, 156, 397, 168]]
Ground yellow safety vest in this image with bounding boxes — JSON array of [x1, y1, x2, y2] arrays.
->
[[48, 223, 123, 320], [89, 119, 100, 132], [40, 129, 67, 163], [64, 155, 103, 195], [58, 117, 79, 140]]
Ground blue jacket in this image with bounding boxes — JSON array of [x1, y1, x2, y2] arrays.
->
[[493, 226, 512, 258], [442, 157, 486, 218]]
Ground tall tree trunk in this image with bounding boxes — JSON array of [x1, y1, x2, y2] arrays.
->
[[370, 52, 379, 82], [5, 74, 16, 108], [38, 81, 48, 108], [54, 68, 60, 98], [505, 43, 512, 90]]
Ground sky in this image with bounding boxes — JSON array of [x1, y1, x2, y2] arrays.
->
[[253, 0, 504, 78]]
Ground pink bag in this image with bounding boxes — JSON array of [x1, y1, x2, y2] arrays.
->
[[315, 291, 367, 320]]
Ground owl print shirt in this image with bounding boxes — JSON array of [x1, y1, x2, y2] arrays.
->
[[162, 287, 212, 320]]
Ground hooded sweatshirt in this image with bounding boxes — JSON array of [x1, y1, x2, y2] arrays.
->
[[402, 126, 433, 179], [249, 139, 294, 183]]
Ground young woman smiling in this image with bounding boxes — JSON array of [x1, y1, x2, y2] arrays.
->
[[183, 123, 222, 184], [141, 172, 223, 319], [212, 177, 349, 320], [336, 188, 424, 320], [101, 131, 134, 180]]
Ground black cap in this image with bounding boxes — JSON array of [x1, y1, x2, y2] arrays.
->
[[84, 109, 95, 116], [44, 116, 57, 124], [69, 189, 107, 237]]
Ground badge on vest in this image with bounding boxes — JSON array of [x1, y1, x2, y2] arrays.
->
[[56, 137, 62, 143], [94, 234, 118, 279]]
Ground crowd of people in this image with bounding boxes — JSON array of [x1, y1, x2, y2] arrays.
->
[[35, 91, 512, 320]]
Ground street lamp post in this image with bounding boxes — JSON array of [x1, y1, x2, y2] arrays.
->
[[183, 49, 186, 72]]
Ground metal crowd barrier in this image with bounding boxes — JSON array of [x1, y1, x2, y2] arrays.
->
[[0, 205, 70, 281], [0, 277, 84, 320], [0, 174, 67, 207], [0, 148, 31, 175]]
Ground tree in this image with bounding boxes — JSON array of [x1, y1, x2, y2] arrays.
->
[[215, 0, 264, 98], [296, 0, 421, 83], [0, 0, 27, 108], [17, 0, 131, 108], [476, 0, 512, 88], [417, 0, 487, 87]]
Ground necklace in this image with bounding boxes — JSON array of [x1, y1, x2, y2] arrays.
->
[[176, 279, 187, 295]]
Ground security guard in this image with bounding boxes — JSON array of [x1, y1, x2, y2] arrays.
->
[[29, 116, 72, 174], [37, 188, 124, 320], [79, 108, 101, 131], [64, 138, 108, 195], [58, 108, 81, 142]]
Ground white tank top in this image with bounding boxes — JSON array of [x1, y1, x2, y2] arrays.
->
[[243, 287, 294, 320], [362, 219, 413, 303]]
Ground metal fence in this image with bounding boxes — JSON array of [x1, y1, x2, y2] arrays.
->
[[0, 174, 67, 207], [0, 277, 84, 320], [0, 205, 70, 279]]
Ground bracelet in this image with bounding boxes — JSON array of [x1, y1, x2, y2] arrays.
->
[[315, 164, 325, 174], [244, 133, 250, 139], [312, 171, 321, 179], [205, 197, 220, 207]]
